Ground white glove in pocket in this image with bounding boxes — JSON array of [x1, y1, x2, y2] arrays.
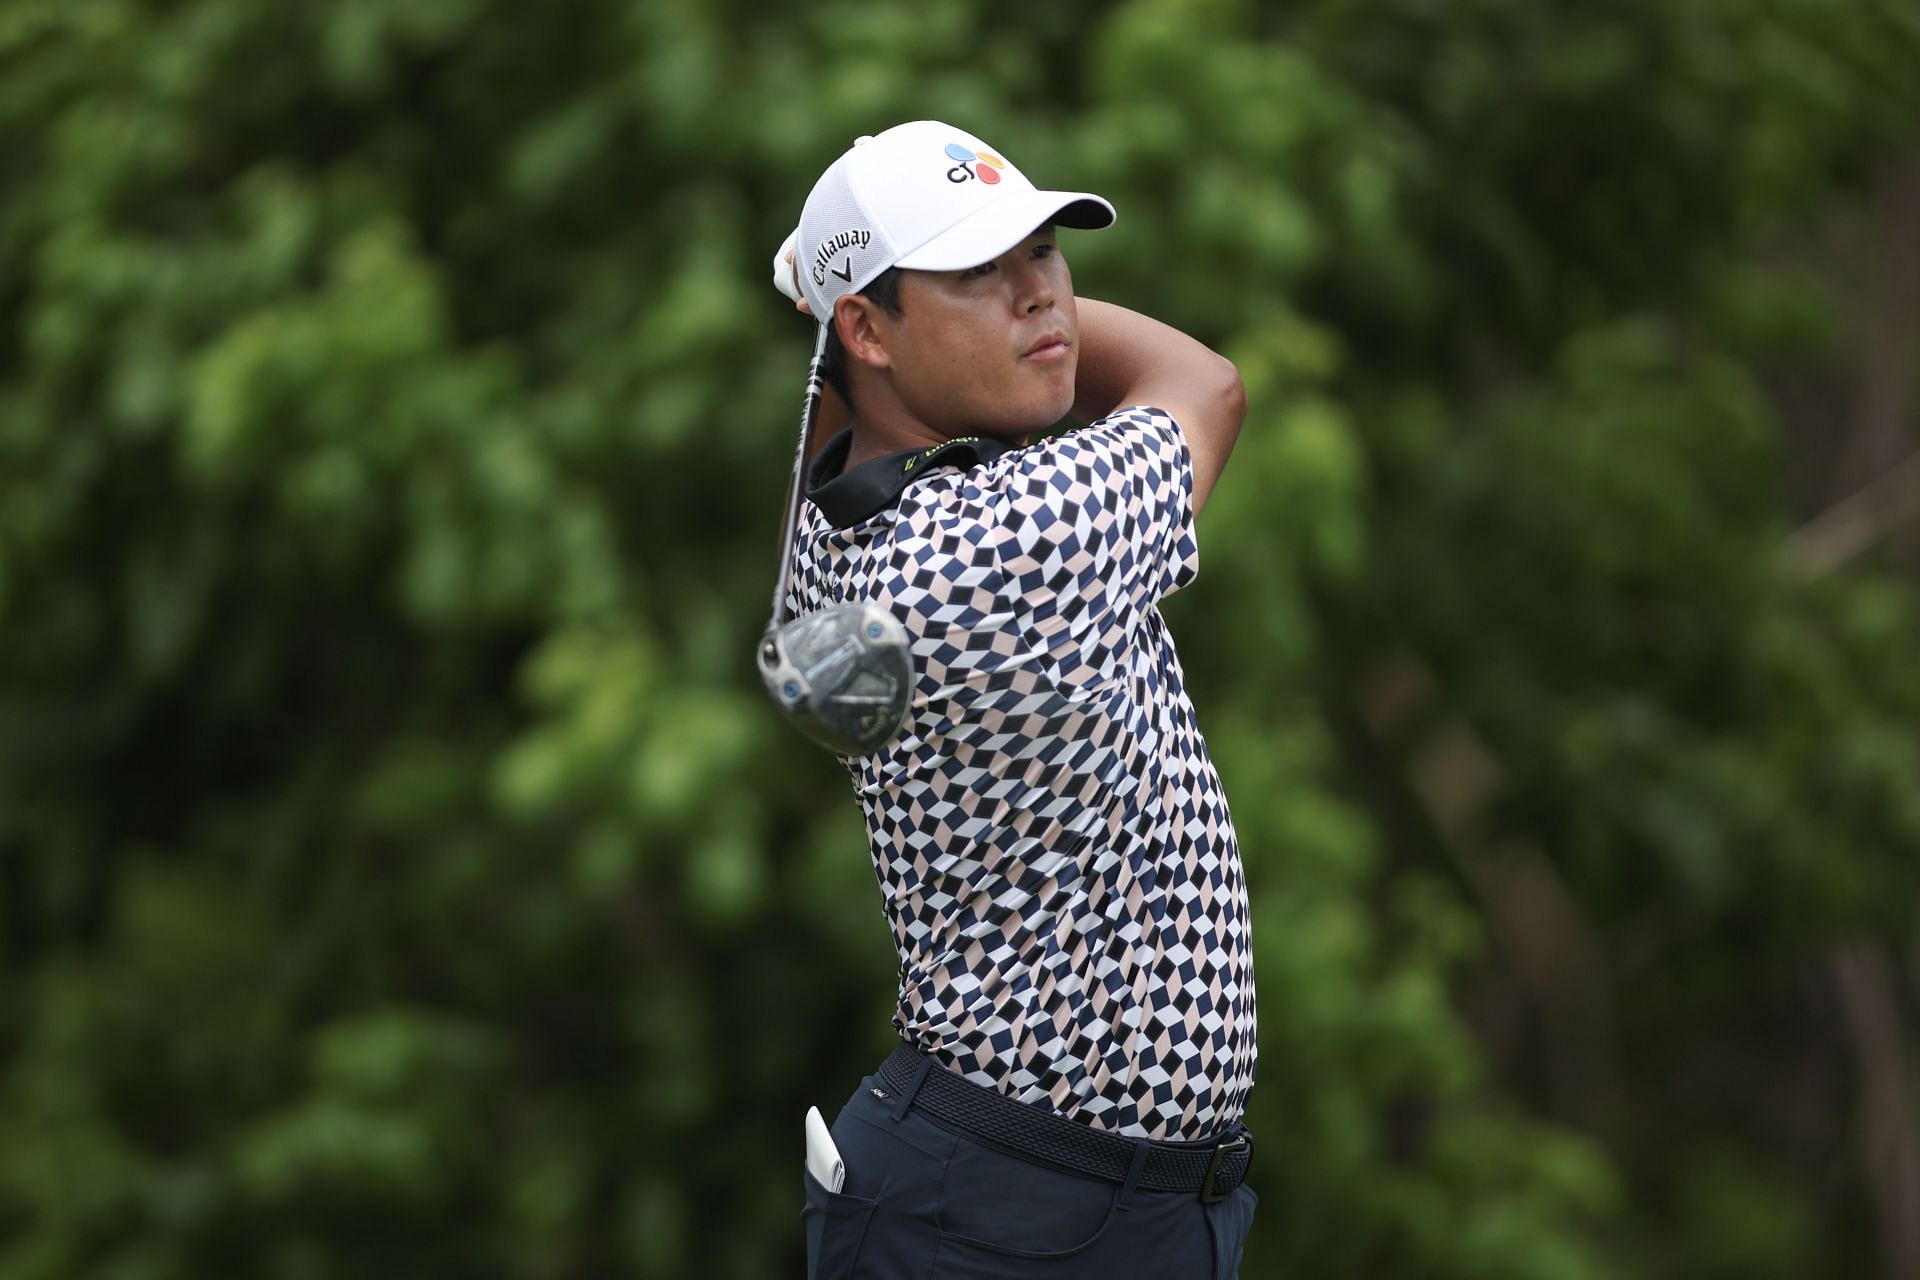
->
[[804, 1105, 846, 1193]]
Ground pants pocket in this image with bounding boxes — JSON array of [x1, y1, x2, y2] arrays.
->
[[803, 1166, 877, 1280], [934, 1136, 1120, 1259]]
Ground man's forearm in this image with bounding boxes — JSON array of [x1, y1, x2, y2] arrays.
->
[[1070, 299, 1235, 423], [806, 380, 853, 472], [1070, 298, 1246, 513]]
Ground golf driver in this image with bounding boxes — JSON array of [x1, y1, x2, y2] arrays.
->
[[756, 322, 914, 755]]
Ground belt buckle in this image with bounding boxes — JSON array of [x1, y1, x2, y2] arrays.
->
[[1198, 1132, 1250, 1203]]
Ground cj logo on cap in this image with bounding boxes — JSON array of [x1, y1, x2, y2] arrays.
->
[[945, 142, 1007, 186]]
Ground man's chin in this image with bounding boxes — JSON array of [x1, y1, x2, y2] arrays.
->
[[931, 389, 1077, 441], [1006, 392, 1081, 436], [974, 412, 1068, 441]]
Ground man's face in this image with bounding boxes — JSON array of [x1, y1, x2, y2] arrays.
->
[[875, 227, 1077, 439]]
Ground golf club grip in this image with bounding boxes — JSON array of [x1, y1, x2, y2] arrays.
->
[[768, 321, 831, 626]]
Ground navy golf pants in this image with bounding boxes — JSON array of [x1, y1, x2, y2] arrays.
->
[[802, 1063, 1258, 1279]]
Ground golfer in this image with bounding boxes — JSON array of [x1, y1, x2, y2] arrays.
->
[[778, 120, 1257, 1278]]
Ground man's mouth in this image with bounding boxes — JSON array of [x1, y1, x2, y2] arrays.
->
[[1022, 333, 1072, 362]]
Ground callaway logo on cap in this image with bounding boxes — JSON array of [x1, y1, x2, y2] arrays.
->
[[788, 120, 1116, 321]]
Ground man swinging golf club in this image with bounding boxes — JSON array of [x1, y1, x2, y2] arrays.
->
[[765, 120, 1258, 1278]]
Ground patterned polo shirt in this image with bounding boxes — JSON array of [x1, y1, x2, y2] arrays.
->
[[789, 406, 1257, 1142]]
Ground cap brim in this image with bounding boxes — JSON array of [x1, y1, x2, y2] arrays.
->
[[892, 189, 1115, 273]]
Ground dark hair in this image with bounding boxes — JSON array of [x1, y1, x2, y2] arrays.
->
[[822, 267, 904, 408]]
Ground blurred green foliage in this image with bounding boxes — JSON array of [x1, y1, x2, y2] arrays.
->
[[2, 0, 1918, 1276]]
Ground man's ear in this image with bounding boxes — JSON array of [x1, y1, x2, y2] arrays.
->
[[834, 295, 894, 373]]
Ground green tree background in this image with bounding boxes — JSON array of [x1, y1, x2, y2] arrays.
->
[[3, 0, 1919, 1275]]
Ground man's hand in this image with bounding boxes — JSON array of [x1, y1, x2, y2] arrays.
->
[[773, 228, 814, 317], [771, 228, 848, 467], [1070, 300, 1245, 515]]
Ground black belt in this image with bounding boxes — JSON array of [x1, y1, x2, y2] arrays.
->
[[876, 1044, 1253, 1203]]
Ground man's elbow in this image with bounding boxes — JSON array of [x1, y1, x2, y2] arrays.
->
[[1180, 353, 1246, 516], [1209, 353, 1247, 444]]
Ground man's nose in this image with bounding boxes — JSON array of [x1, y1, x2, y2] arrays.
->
[[1012, 259, 1055, 313]]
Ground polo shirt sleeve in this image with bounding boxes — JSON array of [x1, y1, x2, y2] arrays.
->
[[989, 405, 1200, 622]]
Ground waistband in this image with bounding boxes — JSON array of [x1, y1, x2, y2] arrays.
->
[[875, 1043, 1253, 1203]]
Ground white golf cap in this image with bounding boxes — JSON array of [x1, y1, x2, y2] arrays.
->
[[794, 120, 1115, 319]]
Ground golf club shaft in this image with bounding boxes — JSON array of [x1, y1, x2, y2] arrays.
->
[[769, 321, 831, 627]]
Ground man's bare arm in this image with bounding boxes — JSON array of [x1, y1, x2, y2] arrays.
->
[[1070, 299, 1245, 515]]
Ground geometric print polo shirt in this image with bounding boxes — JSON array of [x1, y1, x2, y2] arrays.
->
[[791, 405, 1257, 1142]]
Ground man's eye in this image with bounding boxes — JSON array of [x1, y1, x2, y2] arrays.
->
[[961, 262, 994, 279], [1033, 243, 1056, 258]]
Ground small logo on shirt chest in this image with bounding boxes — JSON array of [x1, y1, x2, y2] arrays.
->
[[903, 436, 982, 475]]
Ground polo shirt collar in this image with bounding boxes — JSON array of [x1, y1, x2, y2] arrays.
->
[[806, 428, 1019, 529]]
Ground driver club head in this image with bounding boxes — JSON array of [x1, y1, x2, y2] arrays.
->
[[758, 601, 913, 755]]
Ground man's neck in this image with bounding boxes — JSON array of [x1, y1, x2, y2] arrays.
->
[[843, 416, 947, 471]]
